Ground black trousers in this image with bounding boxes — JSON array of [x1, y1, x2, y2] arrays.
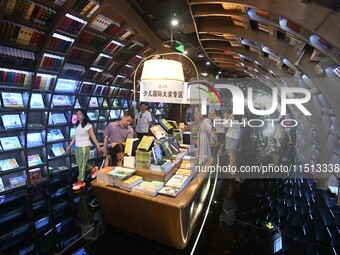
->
[[137, 132, 148, 140]]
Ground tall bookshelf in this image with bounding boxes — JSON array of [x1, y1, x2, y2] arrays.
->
[[0, 0, 167, 254]]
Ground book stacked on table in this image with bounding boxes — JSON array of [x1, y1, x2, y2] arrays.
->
[[132, 180, 164, 197], [105, 167, 135, 186], [116, 175, 143, 191]]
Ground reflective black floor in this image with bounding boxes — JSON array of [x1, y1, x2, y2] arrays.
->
[[3, 126, 338, 255], [85, 127, 339, 255]]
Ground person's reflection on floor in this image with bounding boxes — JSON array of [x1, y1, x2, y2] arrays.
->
[[77, 191, 103, 241]]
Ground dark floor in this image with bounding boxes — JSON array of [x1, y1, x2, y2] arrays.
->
[[63, 128, 339, 255]]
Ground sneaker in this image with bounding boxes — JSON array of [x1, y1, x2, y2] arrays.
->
[[89, 198, 99, 208], [72, 181, 85, 191], [91, 166, 99, 178]]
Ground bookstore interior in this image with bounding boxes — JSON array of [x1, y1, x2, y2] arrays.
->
[[0, 0, 340, 254]]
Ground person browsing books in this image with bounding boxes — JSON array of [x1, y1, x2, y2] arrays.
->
[[104, 143, 125, 167], [136, 102, 152, 140], [179, 120, 189, 143], [66, 109, 102, 191], [103, 111, 134, 156]]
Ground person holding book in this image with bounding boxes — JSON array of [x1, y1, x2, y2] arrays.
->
[[104, 143, 125, 167], [136, 102, 152, 140], [103, 111, 134, 156], [66, 109, 102, 191]]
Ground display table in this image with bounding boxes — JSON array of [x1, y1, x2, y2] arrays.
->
[[91, 158, 213, 249]]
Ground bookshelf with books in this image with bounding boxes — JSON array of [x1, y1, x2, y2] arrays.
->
[[0, 0, 174, 251]]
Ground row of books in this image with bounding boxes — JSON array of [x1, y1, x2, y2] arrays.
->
[[68, 46, 94, 61], [72, 0, 100, 18], [0, 45, 35, 67], [39, 54, 64, 72], [0, 20, 45, 47], [78, 30, 107, 48], [90, 14, 115, 32], [47, 34, 73, 53], [5, 0, 56, 25], [58, 13, 87, 36], [0, 68, 32, 87], [60, 63, 86, 77]]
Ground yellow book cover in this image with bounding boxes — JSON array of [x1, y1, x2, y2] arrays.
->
[[16, 27, 33, 46], [24, 2, 36, 21], [123, 175, 142, 185], [137, 136, 154, 151]]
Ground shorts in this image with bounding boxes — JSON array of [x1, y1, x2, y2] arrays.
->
[[225, 137, 238, 153]]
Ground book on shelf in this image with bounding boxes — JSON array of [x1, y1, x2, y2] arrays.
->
[[28, 154, 43, 167], [52, 113, 67, 124], [87, 112, 96, 120], [137, 136, 154, 151], [90, 14, 113, 32], [158, 186, 181, 197], [1, 92, 24, 108], [149, 125, 168, 140], [27, 133, 43, 147], [1, 114, 22, 129], [9, 176, 26, 188], [0, 136, 22, 150], [28, 168, 42, 184], [52, 95, 72, 107], [0, 177, 4, 192], [89, 97, 98, 108], [30, 93, 45, 108], [48, 129, 64, 141], [125, 138, 139, 156], [51, 146, 66, 157], [0, 158, 19, 171]]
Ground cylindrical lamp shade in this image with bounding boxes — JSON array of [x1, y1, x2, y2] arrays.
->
[[141, 59, 185, 82]]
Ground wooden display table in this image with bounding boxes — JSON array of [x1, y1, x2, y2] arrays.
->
[[91, 158, 213, 249]]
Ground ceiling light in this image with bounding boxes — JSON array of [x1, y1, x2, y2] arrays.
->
[[171, 19, 178, 26], [183, 50, 188, 55], [218, 71, 222, 74], [201, 73, 208, 76], [141, 59, 184, 82], [197, 53, 204, 58], [206, 61, 210, 65]]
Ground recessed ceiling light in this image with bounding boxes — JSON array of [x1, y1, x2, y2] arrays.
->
[[183, 50, 188, 55], [197, 53, 204, 58], [206, 61, 210, 65]]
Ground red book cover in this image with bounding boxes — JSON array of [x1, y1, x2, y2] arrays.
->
[[2, 71, 8, 83], [34, 75, 41, 89], [20, 73, 26, 85], [29, 30, 37, 47]]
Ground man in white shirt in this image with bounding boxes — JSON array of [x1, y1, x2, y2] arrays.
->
[[136, 102, 152, 140]]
